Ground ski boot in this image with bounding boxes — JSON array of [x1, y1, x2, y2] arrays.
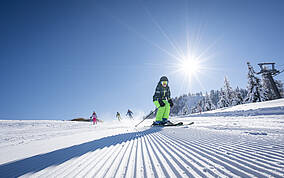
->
[[152, 120, 164, 126], [152, 118, 172, 126]]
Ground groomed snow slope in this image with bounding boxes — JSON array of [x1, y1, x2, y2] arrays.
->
[[0, 99, 284, 177]]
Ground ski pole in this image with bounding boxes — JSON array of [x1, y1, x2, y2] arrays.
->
[[135, 108, 158, 127]]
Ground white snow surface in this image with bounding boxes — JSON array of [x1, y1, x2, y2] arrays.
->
[[1, 99, 284, 177]]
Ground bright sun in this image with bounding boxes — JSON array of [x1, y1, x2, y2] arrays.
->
[[178, 56, 201, 79]]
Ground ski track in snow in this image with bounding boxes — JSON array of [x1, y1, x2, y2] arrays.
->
[[1, 99, 284, 177], [1, 126, 283, 178]]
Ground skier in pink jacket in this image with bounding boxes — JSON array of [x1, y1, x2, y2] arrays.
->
[[90, 111, 97, 125]]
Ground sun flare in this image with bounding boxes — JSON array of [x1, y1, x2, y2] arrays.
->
[[180, 58, 200, 78], [175, 53, 203, 80]]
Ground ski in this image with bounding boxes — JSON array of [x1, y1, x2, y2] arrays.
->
[[184, 121, 194, 126], [162, 122, 183, 127], [151, 121, 194, 127]]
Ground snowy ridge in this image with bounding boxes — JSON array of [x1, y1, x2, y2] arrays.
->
[[188, 105, 284, 117], [187, 98, 284, 117]]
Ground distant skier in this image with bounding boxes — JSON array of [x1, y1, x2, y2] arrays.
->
[[90, 111, 97, 125], [126, 109, 133, 119], [152, 76, 174, 125], [116, 112, 121, 121], [198, 105, 202, 114]]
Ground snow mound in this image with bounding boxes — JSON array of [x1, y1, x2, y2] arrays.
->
[[187, 98, 284, 117]]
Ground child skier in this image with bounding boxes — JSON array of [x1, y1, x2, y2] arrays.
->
[[116, 112, 121, 121], [90, 111, 97, 125], [152, 76, 174, 125], [126, 109, 133, 119]]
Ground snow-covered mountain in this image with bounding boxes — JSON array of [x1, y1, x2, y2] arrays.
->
[[0, 99, 284, 177]]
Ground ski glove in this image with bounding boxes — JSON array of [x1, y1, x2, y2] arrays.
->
[[168, 99, 174, 107], [158, 99, 165, 107]]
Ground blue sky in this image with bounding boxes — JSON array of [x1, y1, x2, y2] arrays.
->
[[1, 0, 284, 120]]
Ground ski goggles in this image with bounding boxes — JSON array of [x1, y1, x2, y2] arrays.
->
[[161, 81, 168, 86]]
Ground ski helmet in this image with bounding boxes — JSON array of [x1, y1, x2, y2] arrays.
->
[[160, 76, 168, 82]]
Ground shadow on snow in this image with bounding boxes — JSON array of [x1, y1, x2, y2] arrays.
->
[[0, 127, 162, 177]]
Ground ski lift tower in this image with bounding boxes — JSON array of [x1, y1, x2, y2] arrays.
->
[[256, 62, 281, 99]]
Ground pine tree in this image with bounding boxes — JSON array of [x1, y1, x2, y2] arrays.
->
[[240, 88, 248, 99], [223, 76, 235, 106], [198, 99, 204, 112], [275, 80, 284, 98], [170, 98, 179, 115], [210, 90, 219, 106], [217, 88, 229, 108], [204, 92, 216, 111], [182, 105, 190, 115], [191, 106, 199, 114], [261, 67, 275, 100], [232, 87, 243, 106], [245, 62, 268, 103], [262, 70, 284, 100]]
